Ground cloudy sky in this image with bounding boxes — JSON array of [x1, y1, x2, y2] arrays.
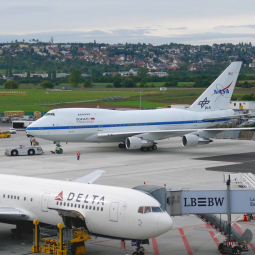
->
[[1, 0, 255, 45]]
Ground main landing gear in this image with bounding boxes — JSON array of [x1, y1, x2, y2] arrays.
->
[[118, 143, 126, 149], [118, 143, 158, 151], [140, 145, 157, 152]]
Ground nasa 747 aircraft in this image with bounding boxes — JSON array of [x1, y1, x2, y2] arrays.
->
[[27, 62, 251, 151], [0, 171, 172, 255]]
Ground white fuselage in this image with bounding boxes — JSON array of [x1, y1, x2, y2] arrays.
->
[[0, 175, 173, 240], [27, 108, 233, 143]]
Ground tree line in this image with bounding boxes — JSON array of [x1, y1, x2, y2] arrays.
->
[[1, 67, 255, 89]]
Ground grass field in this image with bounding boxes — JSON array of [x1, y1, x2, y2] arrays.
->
[[1, 85, 255, 115]]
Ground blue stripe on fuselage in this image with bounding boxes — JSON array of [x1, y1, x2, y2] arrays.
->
[[26, 118, 231, 131]]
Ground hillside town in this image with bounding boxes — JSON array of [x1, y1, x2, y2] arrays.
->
[[0, 41, 255, 78]]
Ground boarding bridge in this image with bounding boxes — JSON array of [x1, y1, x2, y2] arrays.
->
[[224, 173, 255, 188], [133, 185, 255, 251]]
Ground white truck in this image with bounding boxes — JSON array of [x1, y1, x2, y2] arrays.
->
[[5, 145, 43, 156]]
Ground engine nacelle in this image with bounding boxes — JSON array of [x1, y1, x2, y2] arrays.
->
[[125, 137, 153, 150], [182, 134, 212, 147]]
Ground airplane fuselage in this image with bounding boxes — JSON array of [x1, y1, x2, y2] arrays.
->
[[27, 108, 233, 143], [0, 175, 173, 240]]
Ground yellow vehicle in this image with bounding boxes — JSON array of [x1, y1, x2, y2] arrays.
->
[[0, 131, 11, 138]]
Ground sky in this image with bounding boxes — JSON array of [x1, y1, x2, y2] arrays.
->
[[1, 0, 255, 45]]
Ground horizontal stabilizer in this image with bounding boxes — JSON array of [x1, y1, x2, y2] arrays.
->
[[204, 114, 255, 121], [72, 170, 105, 184]]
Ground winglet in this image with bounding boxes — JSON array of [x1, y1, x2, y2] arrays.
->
[[72, 170, 105, 184]]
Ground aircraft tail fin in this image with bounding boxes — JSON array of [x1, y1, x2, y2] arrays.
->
[[189, 62, 242, 112]]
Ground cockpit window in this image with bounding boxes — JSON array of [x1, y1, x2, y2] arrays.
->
[[138, 206, 162, 214], [138, 207, 144, 214], [45, 113, 55, 116], [151, 207, 162, 212], [144, 206, 151, 213]]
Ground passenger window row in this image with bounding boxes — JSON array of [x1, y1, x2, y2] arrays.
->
[[2, 194, 33, 202], [3, 194, 19, 200], [56, 201, 103, 212]]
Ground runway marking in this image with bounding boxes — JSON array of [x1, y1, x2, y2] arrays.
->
[[28, 160, 228, 178], [233, 223, 255, 253], [179, 228, 193, 255], [172, 223, 205, 231], [88, 239, 155, 254], [100, 161, 228, 179], [152, 237, 160, 255], [205, 224, 220, 247]]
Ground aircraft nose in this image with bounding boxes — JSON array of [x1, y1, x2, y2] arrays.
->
[[157, 213, 173, 235]]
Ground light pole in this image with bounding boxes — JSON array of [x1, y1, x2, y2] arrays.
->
[[138, 90, 143, 110]]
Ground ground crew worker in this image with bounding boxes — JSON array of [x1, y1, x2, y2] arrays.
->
[[56, 146, 60, 154], [77, 151, 80, 160], [30, 138, 33, 146]]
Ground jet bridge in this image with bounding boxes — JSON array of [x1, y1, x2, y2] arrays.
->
[[133, 185, 255, 254]]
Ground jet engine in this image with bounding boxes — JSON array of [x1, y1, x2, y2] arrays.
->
[[125, 137, 153, 150], [182, 134, 212, 147]]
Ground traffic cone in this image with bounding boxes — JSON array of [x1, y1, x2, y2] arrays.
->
[[243, 214, 248, 222]]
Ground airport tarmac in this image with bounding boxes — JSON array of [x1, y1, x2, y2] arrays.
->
[[1, 123, 255, 255]]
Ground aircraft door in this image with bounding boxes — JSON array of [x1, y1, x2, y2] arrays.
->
[[41, 193, 50, 212], [109, 202, 119, 222], [98, 121, 103, 132], [69, 122, 74, 133]]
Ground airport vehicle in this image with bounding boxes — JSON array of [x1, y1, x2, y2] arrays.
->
[[0, 131, 11, 138], [5, 145, 43, 156], [26, 131, 34, 137], [0, 172, 173, 255], [27, 62, 254, 151], [50, 146, 63, 154], [12, 120, 34, 130], [10, 128, 16, 134], [1, 117, 10, 123]]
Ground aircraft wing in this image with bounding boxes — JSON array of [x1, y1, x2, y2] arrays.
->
[[98, 129, 199, 141], [203, 114, 255, 121], [72, 170, 105, 184], [0, 207, 30, 221], [98, 127, 255, 141]]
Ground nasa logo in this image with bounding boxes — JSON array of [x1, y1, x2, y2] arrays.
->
[[214, 88, 229, 95], [212, 81, 233, 101]]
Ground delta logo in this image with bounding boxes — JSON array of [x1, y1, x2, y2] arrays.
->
[[55, 191, 63, 201]]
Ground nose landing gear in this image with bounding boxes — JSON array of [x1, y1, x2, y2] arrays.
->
[[132, 243, 144, 255]]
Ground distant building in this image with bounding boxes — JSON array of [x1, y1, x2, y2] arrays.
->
[[148, 71, 168, 77], [31, 73, 48, 78], [56, 73, 69, 78], [13, 73, 27, 78], [229, 101, 255, 114]]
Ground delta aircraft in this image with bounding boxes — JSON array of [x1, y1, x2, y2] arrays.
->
[[0, 171, 173, 255], [27, 62, 252, 151]]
